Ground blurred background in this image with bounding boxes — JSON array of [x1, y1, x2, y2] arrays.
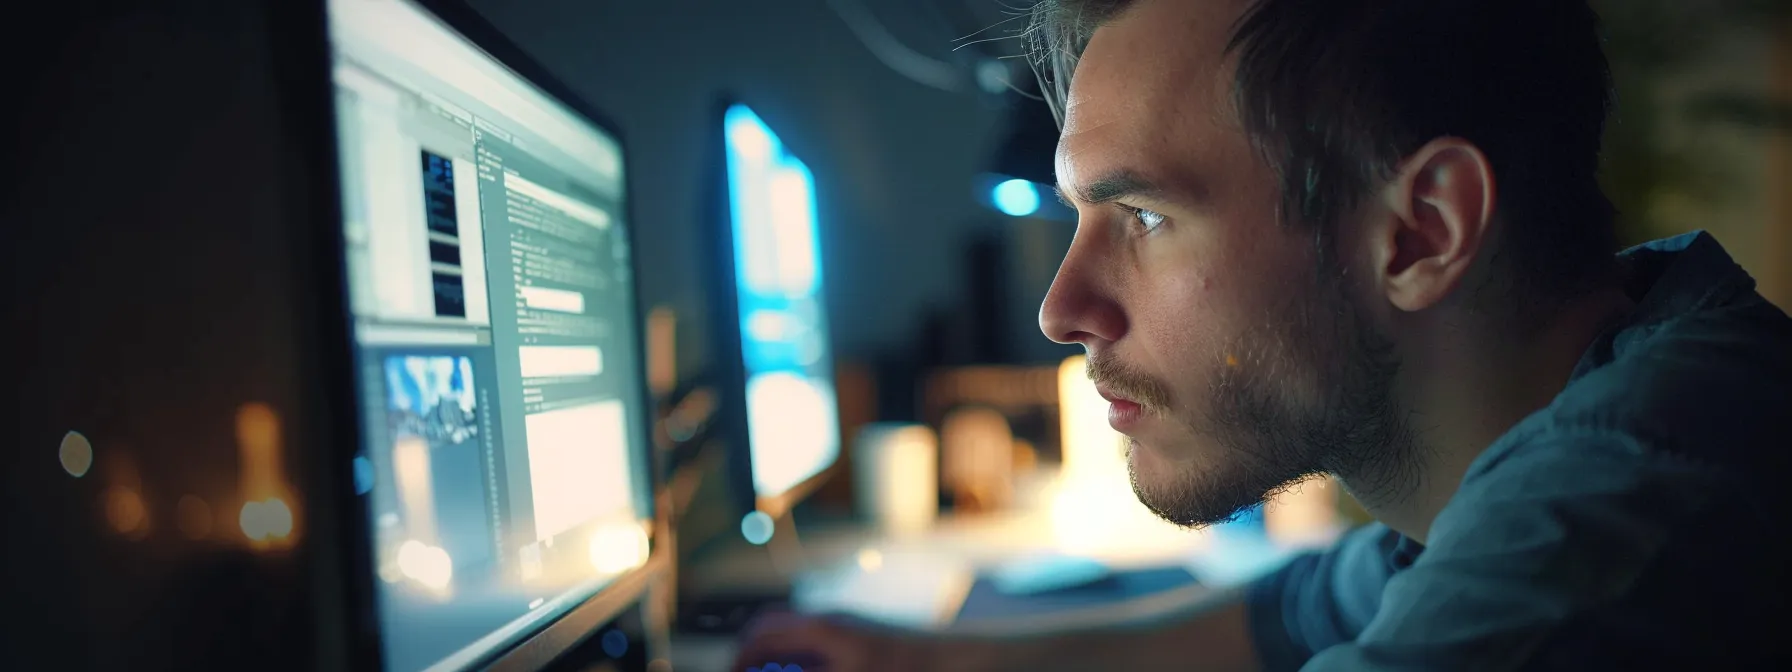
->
[[6, 0, 1786, 669]]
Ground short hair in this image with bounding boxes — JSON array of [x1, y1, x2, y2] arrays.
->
[[1027, 0, 1620, 317]]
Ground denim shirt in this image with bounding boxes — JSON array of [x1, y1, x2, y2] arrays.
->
[[1246, 232, 1792, 671]]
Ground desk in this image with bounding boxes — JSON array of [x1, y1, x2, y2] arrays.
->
[[675, 522, 1322, 671], [668, 634, 739, 672], [687, 493, 1331, 632]]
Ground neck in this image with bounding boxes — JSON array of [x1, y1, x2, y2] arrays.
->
[[1349, 285, 1635, 544]]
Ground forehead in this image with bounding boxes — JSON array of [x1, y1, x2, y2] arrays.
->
[[1056, 0, 1250, 184]]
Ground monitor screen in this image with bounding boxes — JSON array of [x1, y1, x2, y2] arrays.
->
[[721, 105, 841, 501], [327, 1, 653, 669]]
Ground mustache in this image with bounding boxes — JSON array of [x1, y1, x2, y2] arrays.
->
[[1085, 354, 1172, 409]]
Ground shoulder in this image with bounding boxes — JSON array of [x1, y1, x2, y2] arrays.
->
[[1489, 291, 1792, 480], [1301, 300, 1792, 670], [1314, 433, 1785, 669], [1452, 292, 1790, 538], [1450, 296, 1792, 624], [1305, 432, 1782, 669]]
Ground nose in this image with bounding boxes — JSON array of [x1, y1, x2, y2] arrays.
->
[[1038, 229, 1126, 347]]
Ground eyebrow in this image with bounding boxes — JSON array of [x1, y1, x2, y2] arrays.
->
[[1056, 169, 1165, 207]]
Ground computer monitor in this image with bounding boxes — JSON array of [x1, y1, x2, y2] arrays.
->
[[708, 101, 842, 526], [327, 0, 656, 669]]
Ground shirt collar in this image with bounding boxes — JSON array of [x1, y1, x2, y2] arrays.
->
[[1388, 535, 1424, 572], [1616, 230, 1754, 327], [1570, 230, 1756, 380]]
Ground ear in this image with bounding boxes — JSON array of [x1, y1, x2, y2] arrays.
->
[[1369, 137, 1496, 313]]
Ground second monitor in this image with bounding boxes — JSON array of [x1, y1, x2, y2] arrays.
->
[[710, 102, 842, 531]]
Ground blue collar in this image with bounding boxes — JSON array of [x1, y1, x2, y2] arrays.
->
[[1572, 230, 1756, 380], [1388, 535, 1424, 572]]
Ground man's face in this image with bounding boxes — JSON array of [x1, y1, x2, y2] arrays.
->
[[1040, 0, 1412, 527]]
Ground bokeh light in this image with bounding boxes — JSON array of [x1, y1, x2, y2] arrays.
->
[[992, 178, 1040, 217], [397, 539, 453, 591], [741, 510, 775, 545], [600, 629, 629, 658], [59, 431, 93, 478], [240, 497, 294, 541], [353, 455, 374, 495], [104, 487, 148, 537]]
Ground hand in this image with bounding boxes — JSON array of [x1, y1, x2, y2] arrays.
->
[[731, 610, 944, 672]]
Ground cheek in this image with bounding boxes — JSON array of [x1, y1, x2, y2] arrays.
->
[[1128, 265, 1230, 369]]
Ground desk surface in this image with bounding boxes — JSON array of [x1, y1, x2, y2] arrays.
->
[[668, 634, 739, 672], [686, 474, 1337, 633]]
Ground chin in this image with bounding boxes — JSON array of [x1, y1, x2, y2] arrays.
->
[[1124, 435, 1181, 482], [1126, 435, 1279, 529], [1123, 432, 1205, 470]]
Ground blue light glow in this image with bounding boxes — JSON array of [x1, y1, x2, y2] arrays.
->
[[352, 455, 374, 495], [993, 178, 1040, 217], [741, 511, 775, 545], [600, 630, 629, 658], [724, 104, 841, 499]]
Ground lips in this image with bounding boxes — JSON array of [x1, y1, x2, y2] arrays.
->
[[1096, 384, 1145, 432], [1094, 384, 1129, 405]]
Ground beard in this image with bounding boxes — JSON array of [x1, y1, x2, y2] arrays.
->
[[1094, 263, 1418, 529]]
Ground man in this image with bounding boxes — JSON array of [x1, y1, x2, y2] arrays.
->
[[735, 0, 1791, 669]]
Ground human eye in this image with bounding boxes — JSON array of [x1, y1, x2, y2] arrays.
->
[[1116, 204, 1167, 233]]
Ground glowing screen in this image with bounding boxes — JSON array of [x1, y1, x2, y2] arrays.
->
[[328, 0, 652, 669], [723, 105, 841, 499]]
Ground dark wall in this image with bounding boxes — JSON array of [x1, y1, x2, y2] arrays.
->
[[465, 0, 1018, 370], [5, 1, 363, 667]]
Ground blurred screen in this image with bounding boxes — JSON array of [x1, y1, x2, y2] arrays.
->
[[722, 105, 841, 499], [328, 1, 651, 669]]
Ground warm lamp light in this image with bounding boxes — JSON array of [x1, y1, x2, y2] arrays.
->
[[1264, 476, 1341, 547], [1056, 355, 1126, 488], [1051, 355, 1190, 556], [940, 406, 1015, 511], [237, 403, 299, 550], [100, 452, 151, 540]]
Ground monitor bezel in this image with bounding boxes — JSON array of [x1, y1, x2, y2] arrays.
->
[[308, 0, 666, 668], [705, 96, 843, 522]]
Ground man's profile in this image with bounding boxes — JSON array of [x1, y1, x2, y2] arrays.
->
[[735, 0, 1791, 669]]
